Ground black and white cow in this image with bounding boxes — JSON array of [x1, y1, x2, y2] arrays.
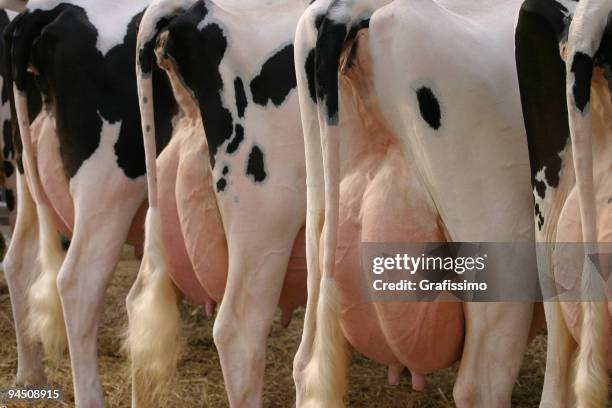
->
[[516, 0, 611, 406], [293, 0, 542, 407], [126, 0, 311, 406], [3, 0, 177, 406]]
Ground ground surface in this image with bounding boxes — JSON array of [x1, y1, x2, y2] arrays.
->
[[0, 247, 606, 407]]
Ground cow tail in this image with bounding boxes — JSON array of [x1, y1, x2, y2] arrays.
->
[[125, 0, 194, 402], [302, 6, 368, 407], [7, 11, 67, 360], [566, 1, 611, 406]]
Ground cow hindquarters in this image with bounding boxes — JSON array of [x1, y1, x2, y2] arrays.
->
[[3, 172, 46, 385], [453, 302, 533, 407]]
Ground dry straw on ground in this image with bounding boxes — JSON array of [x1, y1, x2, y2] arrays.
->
[[1, 247, 609, 407]]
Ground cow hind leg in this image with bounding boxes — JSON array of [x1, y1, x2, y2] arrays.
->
[[126, 207, 181, 407], [453, 302, 533, 408], [57, 201, 137, 407], [540, 301, 577, 408], [3, 172, 46, 385], [213, 224, 302, 408]]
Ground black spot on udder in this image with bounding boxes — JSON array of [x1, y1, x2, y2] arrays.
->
[[226, 124, 244, 154], [234, 77, 247, 118], [250, 44, 296, 107], [5, 189, 14, 211], [222, 165, 229, 175], [246, 145, 266, 183], [416, 86, 441, 130], [571, 52, 593, 113]]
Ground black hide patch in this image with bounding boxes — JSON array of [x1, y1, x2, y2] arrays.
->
[[314, 17, 369, 123], [305, 49, 316, 102], [0, 10, 10, 106], [534, 179, 546, 199], [216, 177, 227, 192], [138, 16, 174, 76], [5, 188, 13, 211], [571, 51, 593, 113], [246, 145, 266, 183], [216, 166, 228, 192], [10, 5, 176, 179], [534, 202, 544, 230], [250, 44, 296, 107], [2, 120, 12, 164], [315, 19, 346, 123], [515, 1, 571, 206], [519, 0, 572, 42], [3, 160, 13, 178], [226, 124, 244, 154], [234, 77, 247, 118], [165, 2, 232, 168], [416, 87, 441, 130]]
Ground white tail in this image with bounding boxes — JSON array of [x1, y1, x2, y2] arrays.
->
[[126, 1, 195, 401], [565, 1, 612, 406], [27, 204, 66, 359], [303, 276, 349, 408], [13, 87, 67, 359], [126, 208, 180, 402], [301, 5, 378, 404], [302, 11, 351, 403]]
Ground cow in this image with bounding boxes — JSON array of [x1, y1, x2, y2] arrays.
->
[[125, 0, 311, 406], [292, 0, 543, 407], [516, 0, 612, 406], [2, 0, 177, 406]]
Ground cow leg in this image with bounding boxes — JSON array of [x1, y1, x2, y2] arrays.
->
[[3, 172, 46, 385], [539, 301, 576, 408], [57, 195, 140, 407], [213, 222, 301, 407], [453, 302, 533, 407]]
